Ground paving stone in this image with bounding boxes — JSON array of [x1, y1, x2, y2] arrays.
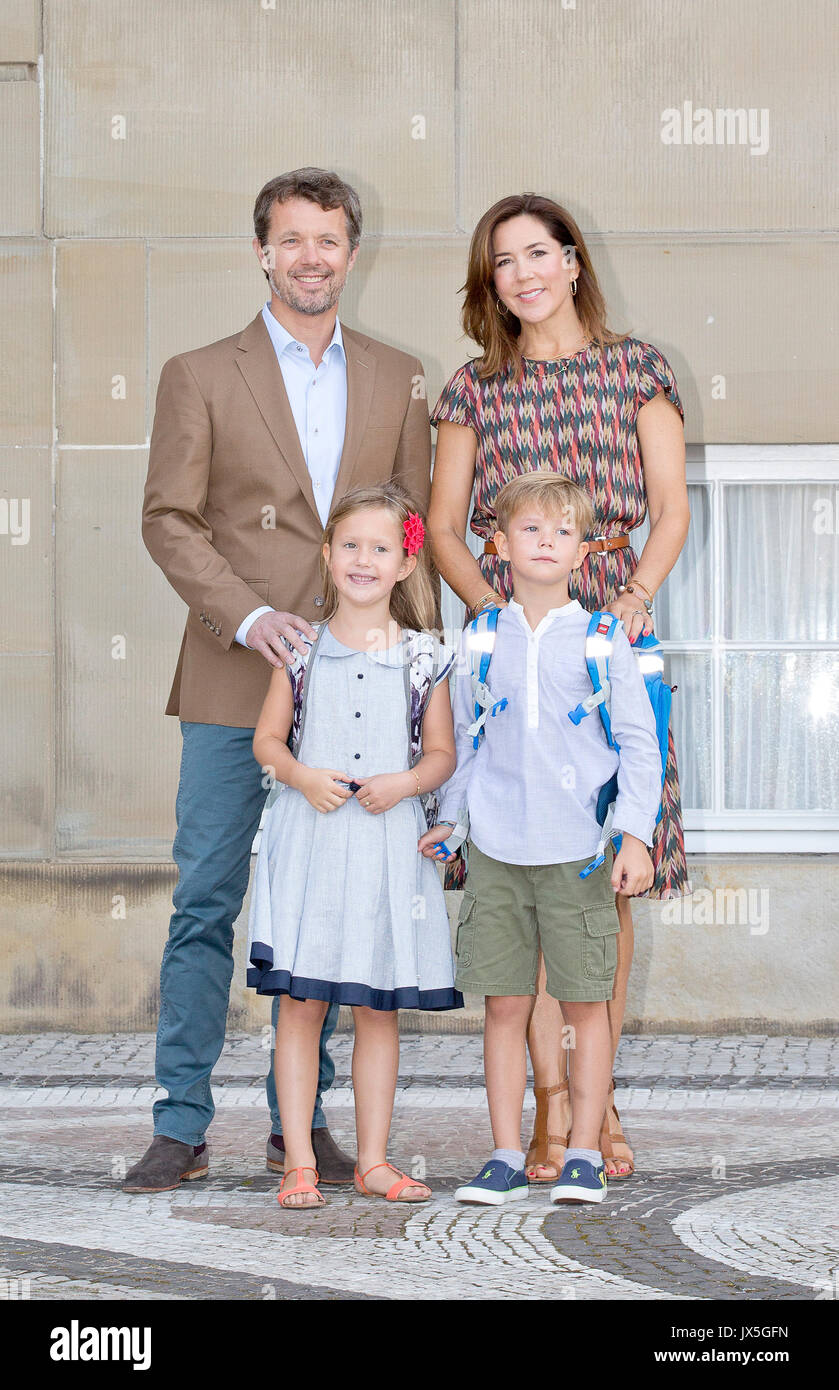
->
[[0, 1032, 836, 1300]]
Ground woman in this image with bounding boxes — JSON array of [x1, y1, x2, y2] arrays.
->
[[427, 194, 692, 1181]]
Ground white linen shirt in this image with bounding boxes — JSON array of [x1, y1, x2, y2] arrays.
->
[[234, 302, 348, 647], [436, 598, 663, 865]]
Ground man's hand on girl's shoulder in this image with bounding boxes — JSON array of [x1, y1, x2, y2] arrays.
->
[[247, 610, 318, 667]]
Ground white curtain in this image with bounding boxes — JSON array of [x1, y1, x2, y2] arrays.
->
[[724, 486, 839, 809], [724, 652, 839, 810], [725, 484, 839, 641], [632, 485, 711, 640]]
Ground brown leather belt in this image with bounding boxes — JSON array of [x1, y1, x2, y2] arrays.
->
[[483, 535, 629, 555]]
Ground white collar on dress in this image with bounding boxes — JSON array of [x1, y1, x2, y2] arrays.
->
[[317, 622, 414, 666]]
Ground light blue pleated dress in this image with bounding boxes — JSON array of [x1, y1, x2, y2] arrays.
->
[[246, 624, 462, 1011]]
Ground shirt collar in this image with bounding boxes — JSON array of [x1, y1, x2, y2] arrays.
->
[[262, 302, 345, 363], [507, 597, 581, 622], [317, 623, 413, 666], [506, 597, 582, 638]]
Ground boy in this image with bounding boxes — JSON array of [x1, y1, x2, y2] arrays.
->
[[418, 471, 663, 1205]]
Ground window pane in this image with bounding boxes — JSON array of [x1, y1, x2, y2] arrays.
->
[[668, 653, 713, 811], [724, 484, 839, 641], [724, 652, 839, 810], [631, 485, 711, 640]]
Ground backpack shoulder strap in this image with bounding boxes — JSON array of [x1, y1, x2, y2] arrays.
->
[[289, 624, 325, 756], [405, 630, 441, 764], [567, 610, 621, 751], [465, 606, 500, 683], [464, 606, 507, 749]]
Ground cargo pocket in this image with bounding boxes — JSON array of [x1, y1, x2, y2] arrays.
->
[[455, 890, 478, 969], [581, 904, 621, 981]]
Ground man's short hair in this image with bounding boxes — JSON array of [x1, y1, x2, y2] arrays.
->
[[253, 168, 363, 263]]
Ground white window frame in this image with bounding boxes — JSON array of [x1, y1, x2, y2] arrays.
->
[[677, 444, 839, 854]]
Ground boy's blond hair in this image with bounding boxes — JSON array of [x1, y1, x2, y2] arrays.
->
[[494, 470, 595, 541]]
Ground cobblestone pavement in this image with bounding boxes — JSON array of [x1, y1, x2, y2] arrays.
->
[[0, 1033, 837, 1302]]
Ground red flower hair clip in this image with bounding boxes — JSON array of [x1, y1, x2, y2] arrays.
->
[[403, 511, 425, 555]]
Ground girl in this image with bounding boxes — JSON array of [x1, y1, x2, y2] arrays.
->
[[247, 482, 461, 1209]]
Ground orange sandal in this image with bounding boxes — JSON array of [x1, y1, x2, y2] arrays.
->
[[277, 1166, 327, 1209], [525, 1079, 571, 1183], [599, 1079, 635, 1179], [353, 1162, 431, 1203]]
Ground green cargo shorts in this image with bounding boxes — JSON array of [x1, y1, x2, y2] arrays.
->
[[455, 838, 620, 1003]]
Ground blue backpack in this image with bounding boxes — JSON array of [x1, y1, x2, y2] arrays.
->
[[436, 606, 672, 879]]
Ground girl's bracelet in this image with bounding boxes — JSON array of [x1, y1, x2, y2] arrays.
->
[[411, 769, 421, 796]]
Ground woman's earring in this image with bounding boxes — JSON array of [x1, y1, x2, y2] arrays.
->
[[495, 297, 507, 314], [570, 279, 578, 297]]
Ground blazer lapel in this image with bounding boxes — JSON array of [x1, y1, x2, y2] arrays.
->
[[235, 313, 320, 524], [332, 325, 376, 504], [234, 314, 377, 526]]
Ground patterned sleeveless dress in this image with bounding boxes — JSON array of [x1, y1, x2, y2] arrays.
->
[[431, 336, 692, 901]]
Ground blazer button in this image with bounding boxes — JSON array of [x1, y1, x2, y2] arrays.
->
[[354, 753, 361, 759], [313, 596, 324, 607]]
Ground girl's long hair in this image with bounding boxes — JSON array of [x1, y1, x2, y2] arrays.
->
[[319, 482, 438, 633], [462, 192, 627, 380]]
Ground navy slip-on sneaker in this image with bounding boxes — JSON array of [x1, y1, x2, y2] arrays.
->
[[550, 1157, 607, 1205], [455, 1158, 530, 1205]]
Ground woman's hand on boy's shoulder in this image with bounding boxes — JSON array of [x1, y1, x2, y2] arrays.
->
[[603, 593, 653, 646], [610, 833, 655, 896]]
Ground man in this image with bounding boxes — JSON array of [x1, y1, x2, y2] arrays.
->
[[126, 168, 433, 1192]]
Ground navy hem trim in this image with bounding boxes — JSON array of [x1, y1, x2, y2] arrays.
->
[[246, 967, 464, 1012]]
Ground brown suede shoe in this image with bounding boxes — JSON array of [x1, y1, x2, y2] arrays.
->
[[266, 1127, 355, 1184], [122, 1136, 209, 1193]]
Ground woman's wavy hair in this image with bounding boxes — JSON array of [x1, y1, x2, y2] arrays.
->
[[462, 193, 627, 379], [319, 482, 437, 633]]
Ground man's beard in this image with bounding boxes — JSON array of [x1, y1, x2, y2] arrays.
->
[[268, 268, 344, 317]]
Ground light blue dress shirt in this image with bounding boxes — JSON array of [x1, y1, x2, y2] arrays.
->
[[436, 599, 663, 865], [234, 302, 348, 647]]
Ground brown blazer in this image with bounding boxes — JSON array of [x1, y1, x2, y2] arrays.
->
[[142, 311, 433, 728]]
